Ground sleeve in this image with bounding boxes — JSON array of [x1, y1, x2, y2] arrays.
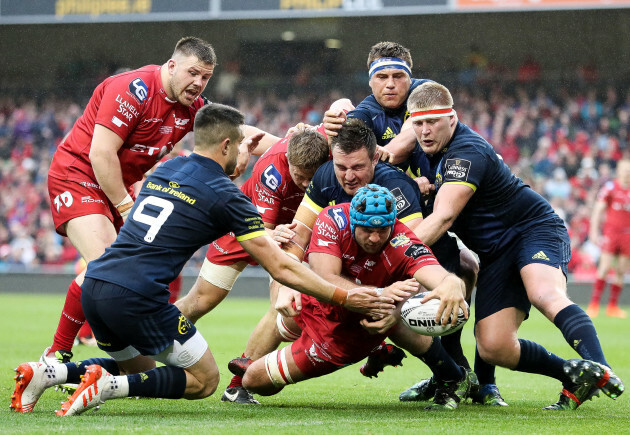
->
[[391, 226, 440, 276], [442, 147, 486, 193], [381, 172, 424, 223], [346, 101, 375, 130], [302, 165, 331, 215], [250, 161, 285, 224], [222, 187, 267, 241], [94, 75, 146, 141], [306, 206, 345, 258], [596, 182, 613, 204]]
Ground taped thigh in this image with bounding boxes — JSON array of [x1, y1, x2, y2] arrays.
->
[[264, 347, 295, 388], [276, 313, 301, 342], [199, 258, 242, 291]]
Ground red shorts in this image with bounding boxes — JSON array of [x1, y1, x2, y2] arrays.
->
[[601, 232, 630, 257], [289, 334, 346, 379], [48, 175, 124, 236], [205, 233, 258, 266]]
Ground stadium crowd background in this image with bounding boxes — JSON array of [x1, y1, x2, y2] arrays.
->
[[1, 44, 629, 281]]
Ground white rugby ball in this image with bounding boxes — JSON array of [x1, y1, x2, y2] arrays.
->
[[400, 292, 468, 336]]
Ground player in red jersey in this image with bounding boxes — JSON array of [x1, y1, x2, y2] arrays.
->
[[587, 158, 630, 318], [42, 36, 269, 364], [232, 185, 472, 409]]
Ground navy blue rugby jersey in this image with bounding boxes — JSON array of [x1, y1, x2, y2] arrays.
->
[[430, 122, 557, 261], [347, 78, 429, 146], [302, 160, 423, 226], [86, 153, 266, 302]]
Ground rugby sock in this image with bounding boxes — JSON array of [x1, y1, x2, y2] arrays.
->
[[104, 375, 129, 399], [440, 328, 470, 370], [515, 339, 567, 384], [65, 358, 121, 384], [51, 280, 84, 353], [227, 352, 247, 388], [608, 283, 623, 307], [127, 366, 187, 399], [590, 278, 606, 305], [77, 322, 93, 340], [554, 304, 609, 366], [415, 337, 465, 382], [473, 346, 496, 385]]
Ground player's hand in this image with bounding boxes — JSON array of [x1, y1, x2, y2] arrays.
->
[[231, 132, 265, 180], [376, 145, 395, 163], [360, 314, 398, 335], [322, 109, 346, 141], [344, 287, 396, 318], [382, 279, 420, 302], [275, 285, 302, 317], [285, 122, 312, 136], [421, 274, 467, 326], [414, 176, 435, 197], [273, 222, 297, 245]]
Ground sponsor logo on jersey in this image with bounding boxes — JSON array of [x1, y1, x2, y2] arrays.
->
[[382, 126, 396, 140], [262, 164, 282, 191], [317, 239, 334, 247], [327, 207, 347, 229], [160, 126, 173, 134], [169, 181, 180, 188], [145, 181, 197, 205], [390, 234, 411, 248], [129, 143, 168, 157], [532, 251, 550, 261], [143, 118, 163, 123], [317, 222, 340, 241], [129, 78, 148, 103], [364, 260, 376, 268], [79, 181, 101, 189], [404, 243, 432, 259], [444, 158, 471, 182], [255, 184, 275, 205], [115, 94, 140, 121], [81, 196, 105, 205], [389, 187, 411, 214], [256, 204, 272, 215], [173, 114, 191, 130], [111, 116, 128, 128]]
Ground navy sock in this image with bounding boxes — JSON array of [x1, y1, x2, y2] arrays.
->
[[516, 339, 568, 385], [414, 337, 465, 382], [474, 345, 496, 385], [65, 358, 120, 384], [554, 304, 608, 366], [440, 328, 470, 370], [127, 366, 187, 399]]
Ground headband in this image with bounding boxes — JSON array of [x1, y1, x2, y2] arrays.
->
[[368, 57, 411, 78], [409, 106, 456, 121]]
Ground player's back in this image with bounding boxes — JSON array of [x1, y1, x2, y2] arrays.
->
[[86, 153, 264, 302]]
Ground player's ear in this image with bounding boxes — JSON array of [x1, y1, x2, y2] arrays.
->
[[167, 59, 176, 74], [220, 137, 231, 155]]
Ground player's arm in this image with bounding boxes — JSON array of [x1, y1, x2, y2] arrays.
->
[[239, 235, 395, 316], [411, 183, 474, 246], [588, 199, 607, 245], [273, 203, 318, 261], [412, 265, 467, 326], [383, 122, 417, 165], [243, 125, 280, 156], [89, 124, 133, 217]]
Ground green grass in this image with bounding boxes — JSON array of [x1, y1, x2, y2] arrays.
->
[[1, 293, 628, 434]]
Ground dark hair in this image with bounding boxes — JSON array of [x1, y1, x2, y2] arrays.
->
[[331, 119, 377, 159], [367, 41, 413, 69], [173, 36, 217, 65], [194, 103, 244, 149], [286, 130, 329, 171]]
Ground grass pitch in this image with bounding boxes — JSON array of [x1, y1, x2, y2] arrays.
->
[[1, 293, 628, 434]]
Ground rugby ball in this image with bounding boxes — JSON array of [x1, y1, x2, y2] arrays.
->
[[400, 292, 468, 336]]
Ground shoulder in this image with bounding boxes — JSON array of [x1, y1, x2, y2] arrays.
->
[[317, 204, 351, 230]]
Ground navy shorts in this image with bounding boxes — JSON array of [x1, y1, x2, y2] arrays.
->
[[474, 218, 571, 322], [432, 233, 462, 275], [81, 278, 198, 357]]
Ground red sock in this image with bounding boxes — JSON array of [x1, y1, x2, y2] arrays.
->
[[168, 274, 183, 304], [590, 278, 606, 305], [78, 321, 92, 338], [609, 284, 623, 307], [51, 280, 85, 353]]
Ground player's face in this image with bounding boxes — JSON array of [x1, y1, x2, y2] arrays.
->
[[369, 68, 411, 110], [617, 160, 630, 186], [225, 128, 245, 176], [288, 164, 316, 192], [332, 147, 378, 196], [354, 226, 391, 254], [167, 55, 214, 106], [412, 116, 456, 156]]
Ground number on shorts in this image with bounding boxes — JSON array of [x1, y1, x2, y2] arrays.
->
[[53, 191, 73, 212], [132, 196, 174, 242]]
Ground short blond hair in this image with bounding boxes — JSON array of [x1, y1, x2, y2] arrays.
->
[[408, 82, 454, 113]]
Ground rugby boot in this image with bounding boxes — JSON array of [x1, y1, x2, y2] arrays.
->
[[585, 303, 599, 318], [40, 346, 73, 365], [605, 305, 627, 318], [471, 383, 509, 406], [10, 362, 54, 413], [543, 383, 600, 410], [399, 377, 437, 402], [221, 386, 260, 404], [56, 364, 112, 416], [563, 359, 624, 400], [360, 343, 406, 378], [227, 357, 254, 377]]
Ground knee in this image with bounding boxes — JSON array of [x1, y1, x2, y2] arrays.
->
[[476, 334, 518, 368], [189, 366, 220, 399]]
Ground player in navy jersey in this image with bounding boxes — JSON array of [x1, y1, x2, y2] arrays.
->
[[401, 81, 624, 410], [9, 104, 394, 416]]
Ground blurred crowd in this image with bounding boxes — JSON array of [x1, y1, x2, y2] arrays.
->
[[1, 72, 629, 279]]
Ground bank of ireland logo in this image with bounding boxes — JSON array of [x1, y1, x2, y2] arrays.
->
[[129, 78, 148, 103], [262, 164, 282, 191]]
